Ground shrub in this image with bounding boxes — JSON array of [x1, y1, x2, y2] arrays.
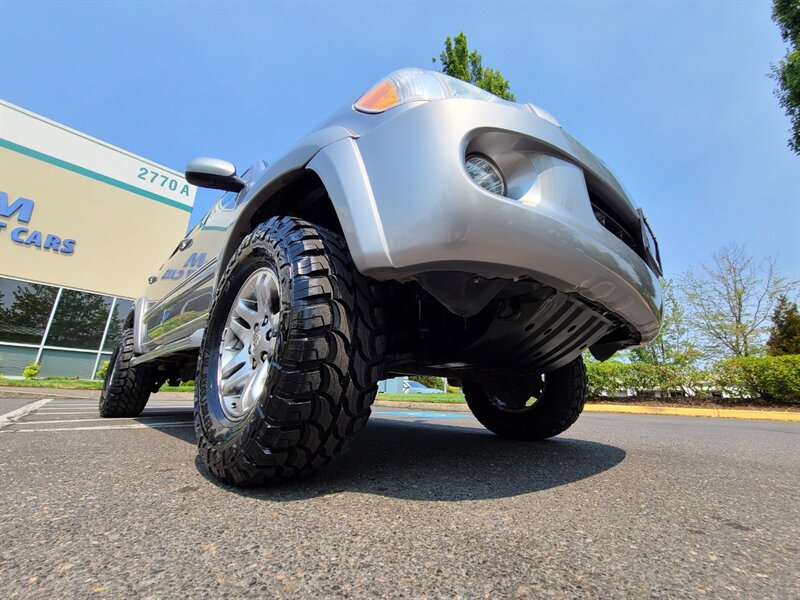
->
[[712, 355, 800, 401], [96, 360, 110, 381], [409, 375, 444, 390], [586, 360, 630, 397], [625, 362, 661, 394], [587, 358, 709, 399], [22, 362, 40, 380]]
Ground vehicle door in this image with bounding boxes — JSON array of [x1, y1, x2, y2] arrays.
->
[[140, 188, 240, 351]]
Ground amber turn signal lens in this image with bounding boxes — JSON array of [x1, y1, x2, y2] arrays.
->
[[355, 80, 399, 113]]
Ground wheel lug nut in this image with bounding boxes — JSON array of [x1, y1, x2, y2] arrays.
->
[[261, 352, 268, 362]]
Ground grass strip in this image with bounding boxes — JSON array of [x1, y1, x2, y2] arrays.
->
[[376, 393, 466, 404], [0, 378, 196, 392]]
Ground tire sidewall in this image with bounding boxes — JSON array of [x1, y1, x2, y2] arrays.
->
[[101, 344, 121, 399], [195, 231, 291, 450], [100, 330, 129, 403]]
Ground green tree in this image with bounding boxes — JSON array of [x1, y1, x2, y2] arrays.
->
[[680, 244, 792, 359], [766, 295, 800, 355], [631, 280, 697, 365], [436, 32, 516, 101], [630, 279, 702, 394], [771, 0, 800, 153]]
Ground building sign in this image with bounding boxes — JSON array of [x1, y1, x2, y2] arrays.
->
[[0, 101, 198, 298], [0, 192, 77, 254]]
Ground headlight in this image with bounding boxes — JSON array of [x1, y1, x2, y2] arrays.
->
[[354, 68, 509, 113], [465, 154, 505, 196]]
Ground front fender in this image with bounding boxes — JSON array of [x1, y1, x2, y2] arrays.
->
[[214, 126, 361, 284], [247, 125, 359, 199], [306, 137, 394, 274]]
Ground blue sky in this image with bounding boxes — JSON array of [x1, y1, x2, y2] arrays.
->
[[1, 0, 797, 280]]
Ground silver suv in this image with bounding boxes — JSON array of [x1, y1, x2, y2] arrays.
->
[[99, 69, 663, 485]]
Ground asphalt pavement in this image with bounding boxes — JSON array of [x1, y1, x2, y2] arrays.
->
[[0, 396, 797, 598]]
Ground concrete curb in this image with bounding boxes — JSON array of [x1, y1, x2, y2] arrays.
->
[[582, 403, 800, 422]]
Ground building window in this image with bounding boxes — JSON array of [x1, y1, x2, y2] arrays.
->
[[45, 289, 113, 350], [0, 276, 134, 377], [0, 277, 58, 345], [39, 349, 98, 379]]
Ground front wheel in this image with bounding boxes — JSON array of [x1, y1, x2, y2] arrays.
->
[[195, 217, 386, 486], [463, 356, 587, 440]]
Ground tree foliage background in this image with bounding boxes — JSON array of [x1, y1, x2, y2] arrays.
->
[[436, 32, 516, 101], [679, 244, 790, 359], [767, 296, 800, 355], [771, 0, 800, 153], [586, 242, 799, 401]]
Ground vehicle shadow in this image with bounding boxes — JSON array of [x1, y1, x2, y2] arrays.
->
[[151, 416, 626, 502]]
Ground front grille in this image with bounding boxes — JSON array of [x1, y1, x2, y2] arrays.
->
[[589, 191, 643, 259]]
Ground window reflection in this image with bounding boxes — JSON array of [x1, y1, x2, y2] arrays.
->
[[0, 278, 58, 345], [46, 289, 112, 350]]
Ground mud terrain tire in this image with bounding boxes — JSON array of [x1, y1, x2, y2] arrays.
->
[[195, 217, 385, 485], [99, 328, 155, 418]]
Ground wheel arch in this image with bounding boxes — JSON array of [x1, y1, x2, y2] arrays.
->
[[218, 136, 392, 285], [217, 169, 344, 285]]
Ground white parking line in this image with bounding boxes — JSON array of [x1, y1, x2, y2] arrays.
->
[[0, 422, 195, 433], [36, 412, 102, 415], [15, 416, 195, 425], [0, 399, 52, 429], [36, 409, 192, 415]]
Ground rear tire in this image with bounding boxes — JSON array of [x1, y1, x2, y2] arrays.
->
[[99, 328, 155, 418], [464, 356, 587, 440], [195, 216, 386, 486]]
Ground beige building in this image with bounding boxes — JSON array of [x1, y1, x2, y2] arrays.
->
[[0, 100, 196, 378]]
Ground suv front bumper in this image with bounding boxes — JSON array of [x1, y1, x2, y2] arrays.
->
[[307, 98, 662, 344]]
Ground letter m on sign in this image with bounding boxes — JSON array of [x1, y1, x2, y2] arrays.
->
[[184, 252, 207, 268], [0, 192, 34, 223]]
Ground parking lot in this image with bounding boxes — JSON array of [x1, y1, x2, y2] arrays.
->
[[1, 396, 798, 598]]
